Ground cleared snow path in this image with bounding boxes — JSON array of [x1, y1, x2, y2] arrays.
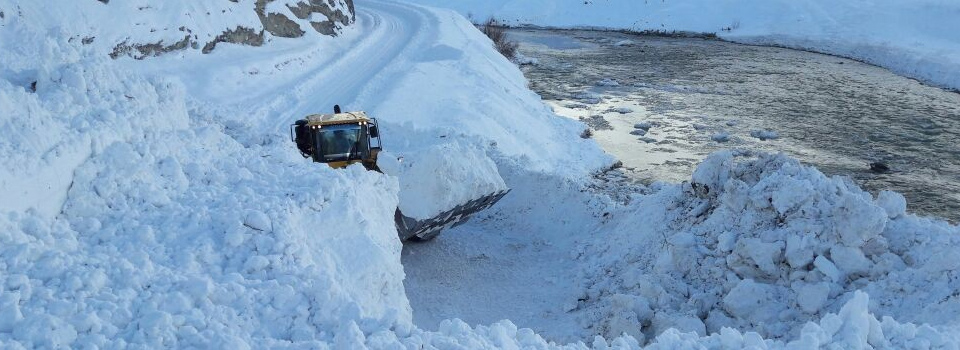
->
[[401, 169, 623, 343]]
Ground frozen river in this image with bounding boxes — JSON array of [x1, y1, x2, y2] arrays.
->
[[511, 29, 960, 223]]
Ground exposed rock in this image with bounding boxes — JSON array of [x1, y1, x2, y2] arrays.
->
[[202, 27, 264, 54], [110, 35, 191, 60], [106, 0, 354, 59], [869, 161, 890, 173], [255, 0, 305, 38], [286, 0, 355, 37]]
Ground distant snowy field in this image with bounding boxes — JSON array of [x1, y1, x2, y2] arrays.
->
[[401, 0, 960, 91], [2, 0, 959, 349]]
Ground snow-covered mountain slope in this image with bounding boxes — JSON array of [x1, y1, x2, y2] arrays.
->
[[2, 0, 959, 349], [0, 0, 354, 59], [400, 0, 960, 91]]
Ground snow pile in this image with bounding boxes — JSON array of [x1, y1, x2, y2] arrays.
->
[[0, 36, 187, 217], [400, 0, 960, 91], [575, 151, 960, 344], [0, 16, 411, 349], [382, 291, 960, 349], [378, 143, 507, 220], [638, 291, 960, 349]]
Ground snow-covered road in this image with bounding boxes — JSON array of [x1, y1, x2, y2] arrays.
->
[[261, 0, 429, 132]]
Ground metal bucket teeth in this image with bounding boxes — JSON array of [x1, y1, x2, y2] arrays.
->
[[395, 189, 510, 241]]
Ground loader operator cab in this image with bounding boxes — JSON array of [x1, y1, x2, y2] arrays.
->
[[291, 106, 382, 170], [320, 126, 360, 161]]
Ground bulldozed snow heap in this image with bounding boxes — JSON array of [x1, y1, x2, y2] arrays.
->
[[577, 151, 960, 346], [378, 143, 508, 240]]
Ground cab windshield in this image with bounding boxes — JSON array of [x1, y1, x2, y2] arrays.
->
[[317, 124, 362, 161]]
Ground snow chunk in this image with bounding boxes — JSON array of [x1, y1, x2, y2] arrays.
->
[[875, 190, 907, 219], [814, 255, 843, 282], [795, 282, 831, 314], [242, 210, 272, 232], [830, 246, 871, 276], [393, 142, 507, 220], [723, 279, 781, 323], [750, 129, 779, 140], [0, 292, 23, 332], [596, 78, 620, 87], [514, 53, 539, 65], [690, 151, 735, 192], [633, 121, 653, 130], [711, 132, 730, 143]]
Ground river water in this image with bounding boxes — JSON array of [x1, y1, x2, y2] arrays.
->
[[510, 29, 960, 223]]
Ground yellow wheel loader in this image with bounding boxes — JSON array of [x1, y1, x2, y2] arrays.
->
[[291, 105, 509, 241]]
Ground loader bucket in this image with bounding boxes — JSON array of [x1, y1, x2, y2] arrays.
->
[[395, 189, 510, 241]]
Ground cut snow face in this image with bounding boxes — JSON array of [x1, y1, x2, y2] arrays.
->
[[575, 151, 960, 343]]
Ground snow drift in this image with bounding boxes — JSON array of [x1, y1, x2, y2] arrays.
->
[[400, 0, 960, 91]]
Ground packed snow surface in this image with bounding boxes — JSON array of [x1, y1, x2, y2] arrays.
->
[[3, 0, 960, 349], [401, 0, 960, 91]]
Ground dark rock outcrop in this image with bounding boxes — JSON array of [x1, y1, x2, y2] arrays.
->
[[202, 27, 265, 54], [110, 35, 191, 60]]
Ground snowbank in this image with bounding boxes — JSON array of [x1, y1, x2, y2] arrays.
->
[[0, 36, 410, 348], [399, 0, 960, 91], [575, 151, 960, 345], [379, 143, 507, 220]]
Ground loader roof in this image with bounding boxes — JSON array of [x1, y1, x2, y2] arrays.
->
[[305, 111, 371, 126]]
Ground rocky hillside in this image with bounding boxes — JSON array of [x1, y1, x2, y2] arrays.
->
[[0, 0, 355, 59]]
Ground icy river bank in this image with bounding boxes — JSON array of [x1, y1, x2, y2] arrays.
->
[[510, 29, 960, 223]]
